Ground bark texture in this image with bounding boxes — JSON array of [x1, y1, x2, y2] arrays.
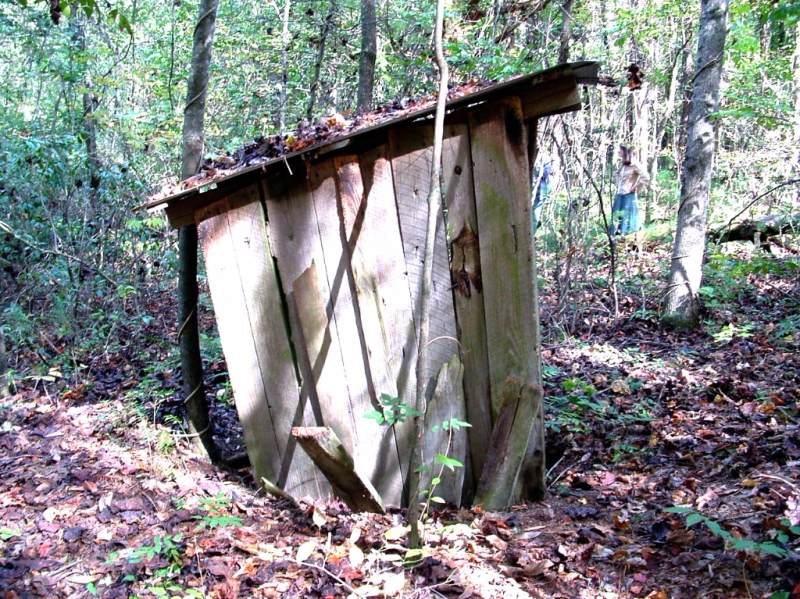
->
[[0, 326, 8, 398], [179, 0, 222, 463], [557, 0, 574, 64], [356, 0, 377, 113], [661, 0, 728, 329], [306, 0, 337, 120]]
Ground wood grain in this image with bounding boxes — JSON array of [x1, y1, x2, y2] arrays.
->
[[334, 153, 416, 504], [293, 426, 386, 514], [473, 376, 542, 509], [307, 160, 403, 500], [196, 185, 322, 499], [388, 126, 460, 392], [441, 123, 493, 500], [418, 355, 467, 505], [469, 96, 545, 501]]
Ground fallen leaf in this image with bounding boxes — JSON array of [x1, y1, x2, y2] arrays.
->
[[312, 505, 328, 528], [296, 540, 317, 563], [349, 545, 364, 567], [384, 525, 408, 541], [381, 572, 406, 596]]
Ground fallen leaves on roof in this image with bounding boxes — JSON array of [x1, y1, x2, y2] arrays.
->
[[150, 78, 495, 202]]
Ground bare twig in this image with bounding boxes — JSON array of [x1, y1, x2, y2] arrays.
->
[[711, 178, 800, 240], [0, 220, 117, 286]]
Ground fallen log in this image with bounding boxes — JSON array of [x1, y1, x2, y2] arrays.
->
[[292, 426, 386, 514], [712, 213, 800, 245]]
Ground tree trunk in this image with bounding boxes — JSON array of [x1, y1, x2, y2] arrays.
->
[[556, 0, 574, 64], [179, 0, 222, 463], [0, 325, 8, 398], [278, 0, 291, 133], [661, 0, 728, 329], [793, 26, 800, 145], [356, 0, 377, 113], [306, 0, 337, 121]]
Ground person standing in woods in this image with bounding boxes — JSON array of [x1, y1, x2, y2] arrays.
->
[[610, 144, 649, 236], [532, 153, 552, 233]]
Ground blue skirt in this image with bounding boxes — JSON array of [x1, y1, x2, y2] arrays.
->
[[609, 192, 640, 236]]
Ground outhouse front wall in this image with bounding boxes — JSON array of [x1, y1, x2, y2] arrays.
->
[[157, 64, 597, 506]]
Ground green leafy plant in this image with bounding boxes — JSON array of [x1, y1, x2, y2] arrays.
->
[[710, 321, 755, 344], [364, 393, 423, 426], [0, 527, 22, 541], [406, 417, 471, 567], [127, 534, 185, 567], [194, 493, 243, 531], [665, 507, 799, 558], [546, 377, 656, 434]]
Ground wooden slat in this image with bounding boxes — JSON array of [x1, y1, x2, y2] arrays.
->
[[473, 377, 543, 509], [293, 427, 386, 514], [358, 147, 420, 492], [335, 151, 417, 504], [292, 262, 356, 447], [307, 160, 403, 501], [441, 123, 493, 500], [468, 96, 545, 502], [418, 355, 467, 505], [519, 75, 581, 120], [263, 177, 357, 470], [388, 126, 460, 391], [196, 185, 322, 499]]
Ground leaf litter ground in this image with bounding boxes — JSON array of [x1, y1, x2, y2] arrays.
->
[[1, 240, 798, 599]]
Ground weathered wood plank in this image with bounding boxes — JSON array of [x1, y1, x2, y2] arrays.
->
[[473, 376, 542, 510], [197, 196, 280, 491], [292, 261, 357, 446], [196, 186, 322, 498], [293, 427, 386, 514], [357, 146, 420, 495], [307, 160, 403, 502], [441, 123, 493, 500], [335, 151, 417, 503], [226, 195, 324, 499], [469, 96, 545, 502], [523, 120, 546, 501], [388, 127, 460, 392], [418, 355, 467, 505], [518, 75, 581, 120], [263, 177, 356, 463]]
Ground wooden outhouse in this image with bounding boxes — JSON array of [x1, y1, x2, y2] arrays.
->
[[147, 62, 599, 508]]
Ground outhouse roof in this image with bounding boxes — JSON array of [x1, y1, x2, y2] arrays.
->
[[143, 61, 599, 228]]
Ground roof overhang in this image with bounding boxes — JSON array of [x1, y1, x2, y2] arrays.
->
[[142, 61, 599, 229]]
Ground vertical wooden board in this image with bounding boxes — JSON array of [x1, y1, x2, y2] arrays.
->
[[335, 151, 417, 502], [197, 204, 278, 490], [522, 119, 546, 501], [307, 160, 403, 500], [468, 97, 540, 415], [441, 124, 493, 493], [357, 146, 420, 487], [334, 156, 413, 505], [204, 189, 322, 499], [419, 355, 467, 505], [291, 262, 357, 454], [388, 127, 460, 389], [264, 178, 356, 463]]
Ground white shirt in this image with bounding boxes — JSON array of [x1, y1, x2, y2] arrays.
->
[[616, 162, 649, 195]]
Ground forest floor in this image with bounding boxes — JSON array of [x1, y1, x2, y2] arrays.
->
[[1, 238, 799, 599]]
